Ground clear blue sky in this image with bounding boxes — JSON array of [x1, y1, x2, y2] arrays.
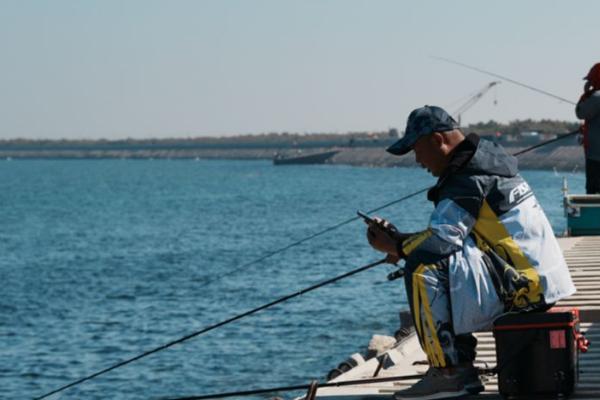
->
[[0, 0, 598, 139]]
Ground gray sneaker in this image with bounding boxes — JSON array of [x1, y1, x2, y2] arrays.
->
[[393, 366, 484, 400]]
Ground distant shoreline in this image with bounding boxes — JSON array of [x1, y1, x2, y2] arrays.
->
[[1, 119, 584, 169], [0, 143, 586, 171]]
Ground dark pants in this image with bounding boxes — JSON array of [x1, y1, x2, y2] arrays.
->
[[586, 158, 600, 194]]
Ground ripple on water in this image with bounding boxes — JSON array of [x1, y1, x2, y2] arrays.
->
[[105, 293, 137, 301]]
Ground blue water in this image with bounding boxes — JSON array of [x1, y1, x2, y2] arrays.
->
[[0, 159, 585, 399]]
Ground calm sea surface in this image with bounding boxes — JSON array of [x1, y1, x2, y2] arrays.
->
[[0, 159, 585, 399]]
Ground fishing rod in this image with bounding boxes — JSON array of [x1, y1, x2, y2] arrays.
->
[[33, 258, 388, 400], [512, 129, 579, 156], [33, 129, 581, 399], [159, 373, 425, 400], [432, 56, 577, 105]]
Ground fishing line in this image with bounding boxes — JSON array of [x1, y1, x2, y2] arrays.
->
[[33, 129, 581, 399], [198, 187, 428, 288], [432, 56, 576, 105]]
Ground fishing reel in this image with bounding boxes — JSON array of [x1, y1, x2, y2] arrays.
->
[[387, 268, 405, 281]]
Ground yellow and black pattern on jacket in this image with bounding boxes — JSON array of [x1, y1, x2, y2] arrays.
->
[[471, 196, 544, 311], [402, 136, 572, 311]]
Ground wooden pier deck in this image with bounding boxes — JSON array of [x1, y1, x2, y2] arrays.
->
[[316, 236, 600, 399]]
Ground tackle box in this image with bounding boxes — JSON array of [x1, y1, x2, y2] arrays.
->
[[492, 307, 589, 399], [564, 194, 600, 236]]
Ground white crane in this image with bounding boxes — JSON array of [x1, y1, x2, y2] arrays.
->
[[453, 81, 501, 125]]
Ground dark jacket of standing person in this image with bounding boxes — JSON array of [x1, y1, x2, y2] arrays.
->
[[576, 63, 600, 193]]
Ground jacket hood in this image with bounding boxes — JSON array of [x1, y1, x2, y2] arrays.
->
[[427, 134, 518, 201], [463, 138, 518, 178]]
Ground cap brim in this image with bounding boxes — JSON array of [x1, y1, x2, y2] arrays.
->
[[386, 137, 416, 156]]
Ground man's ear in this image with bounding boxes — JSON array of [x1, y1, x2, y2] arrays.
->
[[431, 132, 444, 147]]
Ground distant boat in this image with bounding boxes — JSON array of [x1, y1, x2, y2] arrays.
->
[[273, 150, 338, 166]]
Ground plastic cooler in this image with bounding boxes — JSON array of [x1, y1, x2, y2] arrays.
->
[[563, 194, 600, 236], [492, 307, 589, 399]]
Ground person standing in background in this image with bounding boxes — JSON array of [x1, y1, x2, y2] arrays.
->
[[576, 63, 600, 194]]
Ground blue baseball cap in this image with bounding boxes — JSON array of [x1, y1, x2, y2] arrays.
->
[[387, 105, 459, 156]]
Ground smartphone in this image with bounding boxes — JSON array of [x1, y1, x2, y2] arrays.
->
[[356, 210, 375, 224]]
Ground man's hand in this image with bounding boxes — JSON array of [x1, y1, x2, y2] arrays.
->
[[385, 253, 401, 265], [365, 217, 400, 257]]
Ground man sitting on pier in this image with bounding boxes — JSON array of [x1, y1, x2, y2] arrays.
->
[[366, 105, 576, 400]]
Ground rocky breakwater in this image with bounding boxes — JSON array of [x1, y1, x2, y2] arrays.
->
[[329, 143, 585, 171]]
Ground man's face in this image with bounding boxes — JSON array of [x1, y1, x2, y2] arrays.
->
[[413, 133, 447, 177]]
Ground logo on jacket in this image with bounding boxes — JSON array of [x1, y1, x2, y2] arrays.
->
[[508, 182, 532, 204]]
